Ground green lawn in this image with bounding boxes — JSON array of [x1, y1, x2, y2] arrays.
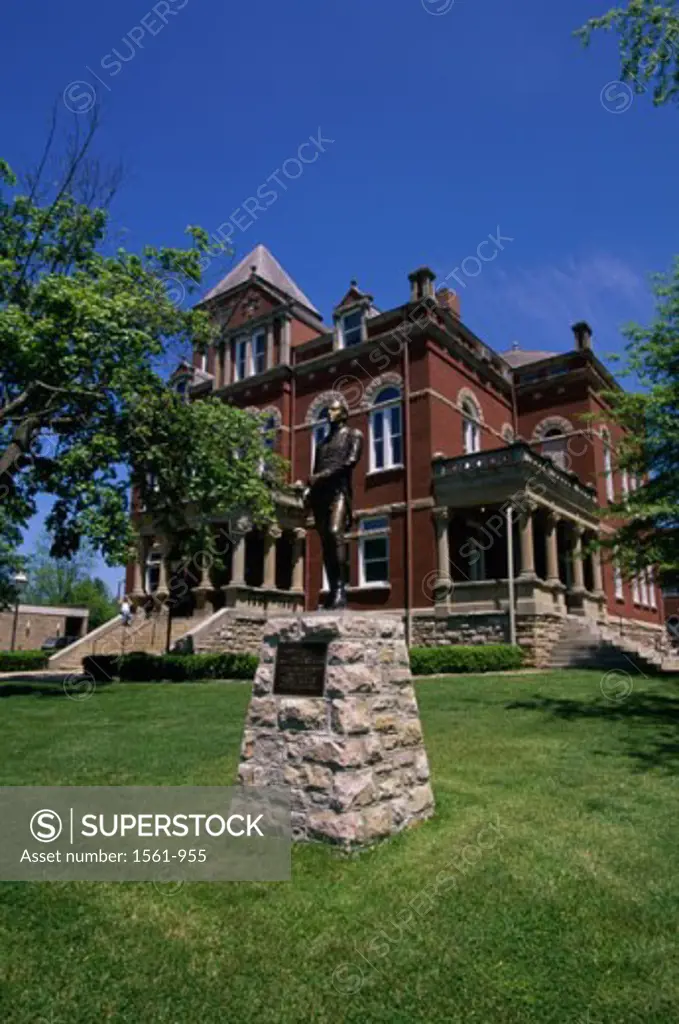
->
[[1, 670, 678, 1023]]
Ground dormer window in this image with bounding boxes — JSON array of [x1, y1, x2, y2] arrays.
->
[[341, 310, 364, 347]]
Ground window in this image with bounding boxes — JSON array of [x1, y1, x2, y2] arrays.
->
[[198, 350, 208, 373], [262, 414, 277, 450], [341, 310, 363, 347], [462, 400, 481, 454], [252, 331, 267, 374], [621, 469, 629, 497], [648, 568, 657, 610], [630, 473, 638, 491], [359, 517, 390, 586], [235, 337, 248, 381], [632, 575, 641, 604], [602, 431, 614, 501], [146, 550, 161, 593], [311, 407, 330, 469], [614, 562, 624, 600], [542, 428, 567, 471], [640, 571, 649, 607], [370, 386, 402, 471]]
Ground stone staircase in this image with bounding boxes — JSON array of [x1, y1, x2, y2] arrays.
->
[[549, 615, 679, 674], [48, 612, 197, 672]]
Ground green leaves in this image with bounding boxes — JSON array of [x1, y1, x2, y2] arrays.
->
[[0, 151, 285, 600], [576, 1, 679, 106]]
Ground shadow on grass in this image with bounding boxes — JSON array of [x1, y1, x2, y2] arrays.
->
[[506, 691, 679, 774], [0, 679, 111, 699]]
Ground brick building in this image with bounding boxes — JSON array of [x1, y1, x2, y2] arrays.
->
[[0, 604, 89, 652], [112, 243, 669, 667]]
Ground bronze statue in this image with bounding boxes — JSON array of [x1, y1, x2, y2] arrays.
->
[[304, 398, 363, 609]]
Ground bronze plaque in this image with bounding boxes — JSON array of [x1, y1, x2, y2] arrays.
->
[[273, 642, 328, 697]]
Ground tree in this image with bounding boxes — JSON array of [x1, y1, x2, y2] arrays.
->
[[0, 115, 278, 605], [577, 1, 679, 105], [577, 2, 679, 577], [24, 534, 119, 630]]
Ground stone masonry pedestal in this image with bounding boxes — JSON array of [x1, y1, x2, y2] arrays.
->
[[237, 613, 435, 849]]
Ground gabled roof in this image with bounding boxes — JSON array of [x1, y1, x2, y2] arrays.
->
[[200, 243, 321, 317]]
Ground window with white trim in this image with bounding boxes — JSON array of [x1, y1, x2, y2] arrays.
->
[[602, 431, 614, 502], [234, 337, 249, 381], [370, 386, 402, 471], [648, 567, 657, 609], [198, 350, 208, 373], [252, 331, 267, 374], [262, 414, 277, 450], [614, 562, 624, 600], [542, 428, 567, 471], [359, 517, 390, 586], [640, 570, 649, 607], [462, 399, 481, 454], [632, 575, 641, 604], [311, 407, 330, 469], [621, 469, 629, 497], [340, 310, 363, 347]]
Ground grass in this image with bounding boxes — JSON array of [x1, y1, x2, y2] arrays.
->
[[0, 669, 678, 1023]]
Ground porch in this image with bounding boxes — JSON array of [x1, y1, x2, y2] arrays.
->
[[430, 443, 606, 623]]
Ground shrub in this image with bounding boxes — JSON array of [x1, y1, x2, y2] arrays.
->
[[82, 654, 121, 682], [115, 651, 258, 682], [409, 644, 524, 676], [0, 650, 49, 672]]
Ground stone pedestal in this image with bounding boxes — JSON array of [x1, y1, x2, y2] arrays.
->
[[238, 613, 435, 849]]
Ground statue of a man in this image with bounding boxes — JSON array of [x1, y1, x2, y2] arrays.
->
[[304, 398, 363, 609]]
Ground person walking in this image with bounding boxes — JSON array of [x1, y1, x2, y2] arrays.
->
[[120, 595, 133, 626]]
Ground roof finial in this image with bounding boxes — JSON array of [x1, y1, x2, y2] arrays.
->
[[350, 279, 358, 287], [512, 340, 519, 351], [250, 264, 257, 276]]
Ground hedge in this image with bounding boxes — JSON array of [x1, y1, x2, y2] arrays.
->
[[0, 650, 49, 672], [409, 644, 524, 676], [84, 651, 258, 683]]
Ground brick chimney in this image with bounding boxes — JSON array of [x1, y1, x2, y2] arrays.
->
[[571, 321, 593, 351], [436, 286, 460, 318], [408, 266, 436, 302]]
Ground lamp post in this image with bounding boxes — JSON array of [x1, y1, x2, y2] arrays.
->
[[10, 571, 28, 652]]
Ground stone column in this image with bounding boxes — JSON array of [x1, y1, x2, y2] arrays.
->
[[592, 541, 604, 595], [131, 537, 147, 601], [280, 317, 292, 365], [231, 531, 247, 586], [193, 551, 213, 613], [155, 538, 170, 603], [518, 503, 536, 578], [545, 512, 560, 584], [433, 507, 451, 605], [266, 322, 274, 369], [571, 524, 585, 592], [221, 338, 232, 387], [291, 528, 306, 591], [263, 526, 282, 589]]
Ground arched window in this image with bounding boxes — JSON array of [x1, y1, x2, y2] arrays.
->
[[262, 414, 277, 450], [602, 430, 615, 501], [462, 399, 481, 455], [370, 386, 402, 471], [311, 407, 330, 469], [542, 427, 567, 471]]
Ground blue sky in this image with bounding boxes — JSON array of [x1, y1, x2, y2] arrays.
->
[[2, 0, 677, 592]]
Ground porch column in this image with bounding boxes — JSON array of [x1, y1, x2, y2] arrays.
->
[[193, 551, 213, 612], [433, 507, 451, 605], [266, 321, 274, 370], [571, 524, 585, 593], [545, 512, 560, 584], [231, 531, 247, 585], [132, 537, 147, 600], [263, 526, 281, 588], [291, 528, 306, 591], [155, 538, 170, 600], [518, 502, 536, 578], [592, 542, 604, 595]]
